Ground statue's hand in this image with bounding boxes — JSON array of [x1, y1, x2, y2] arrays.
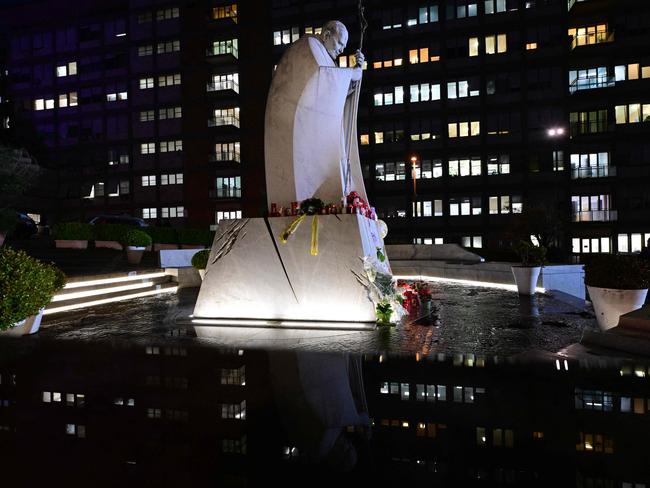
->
[[355, 50, 365, 67]]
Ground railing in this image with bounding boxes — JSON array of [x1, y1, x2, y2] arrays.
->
[[205, 46, 239, 59], [209, 189, 241, 199], [571, 166, 616, 179], [569, 75, 615, 94], [207, 80, 239, 93], [571, 210, 618, 222], [208, 116, 240, 128], [570, 31, 614, 50], [209, 151, 241, 162]]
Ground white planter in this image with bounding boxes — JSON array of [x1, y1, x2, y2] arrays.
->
[[125, 246, 145, 264], [587, 285, 648, 331], [511, 266, 541, 296], [2, 309, 44, 336], [55, 239, 88, 249]]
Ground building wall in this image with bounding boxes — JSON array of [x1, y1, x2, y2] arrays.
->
[[1, 0, 269, 228]]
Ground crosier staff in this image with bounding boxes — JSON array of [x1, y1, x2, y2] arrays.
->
[[343, 0, 369, 197]]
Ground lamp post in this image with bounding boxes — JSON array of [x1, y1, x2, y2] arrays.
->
[[410, 155, 418, 199]]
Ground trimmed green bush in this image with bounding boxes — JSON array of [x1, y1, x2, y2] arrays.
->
[[94, 223, 135, 242], [191, 249, 210, 270], [123, 229, 152, 248], [584, 254, 650, 290], [178, 228, 214, 246], [144, 226, 178, 244], [0, 247, 66, 330], [513, 240, 547, 267], [52, 222, 93, 241]]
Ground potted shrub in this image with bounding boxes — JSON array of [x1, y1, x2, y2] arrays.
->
[[191, 249, 210, 280], [123, 229, 152, 265], [178, 228, 214, 249], [584, 254, 650, 330], [511, 240, 547, 296], [0, 210, 17, 247], [144, 226, 178, 251], [0, 247, 66, 336], [52, 222, 93, 249], [93, 223, 133, 250]]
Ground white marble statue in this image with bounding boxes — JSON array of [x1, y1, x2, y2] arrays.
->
[[265, 20, 368, 209]]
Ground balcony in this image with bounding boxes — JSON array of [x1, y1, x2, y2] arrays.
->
[[572, 210, 617, 222], [209, 189, 241, 199], [206, 80, 239, 94], [569, 75, 615, 94], [209, 151, 241, 163], [571, 166, 616, 179], [208, 116, 240, 128], [570, 30, 614, 50]]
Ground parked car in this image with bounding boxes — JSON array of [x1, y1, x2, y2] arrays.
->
[[88, 214, 148, 227], [9, 212, 38, 239]]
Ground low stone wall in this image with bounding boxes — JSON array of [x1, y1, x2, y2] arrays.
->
[[386, 244, 484, 263], [390, 259, 585, 302]]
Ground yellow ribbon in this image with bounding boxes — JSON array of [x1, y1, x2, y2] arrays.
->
[[310, 215, 318, 256], [279, 214, 319, 256], [279, 214, 306, 243]]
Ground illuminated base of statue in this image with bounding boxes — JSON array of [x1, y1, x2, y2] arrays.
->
[[192, 214, 390, 329]]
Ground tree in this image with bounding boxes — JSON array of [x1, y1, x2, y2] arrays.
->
[[0, 144, 40, 230]]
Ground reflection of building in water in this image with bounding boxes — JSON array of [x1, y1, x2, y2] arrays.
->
[[364, 352, 650, 486], [1, 341, 649, 486]]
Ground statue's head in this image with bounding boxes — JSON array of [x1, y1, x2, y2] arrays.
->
[[319, 20, 348, 60]]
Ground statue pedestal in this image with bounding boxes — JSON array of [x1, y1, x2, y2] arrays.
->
[[192, 214, 390, 329]]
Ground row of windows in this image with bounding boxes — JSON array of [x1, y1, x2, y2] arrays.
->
[[141, 173, 183, 187], [142, 206, 185, 219], [140, 140, 182, 154], [221, 366, 246, 386], [137, 7, 180, 24], [216, 210, 242, 223], [374, 155, 510, 181], [220, 400, 246, 420], [137, 40, 180, 57], [216, 176, 242, 198], [140, 106, 182, 122], [34, 92, 78, 110], [42, 391, 85, 407], [139, 73, 181, 90], [212, 4, 237, 22], [222, 436, 246, 455], [615, 103, 650, 124], [56, 61, 77, 77], [144, 345, 188, 356], [380, 382, 486, 403], [83, 181, 130, 198], [147, 407, 188, 422]]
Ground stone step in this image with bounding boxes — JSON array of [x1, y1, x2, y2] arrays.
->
[[44, 277, 178, 315], [64, 269, 168, 288], [54, 274, 172, 301]]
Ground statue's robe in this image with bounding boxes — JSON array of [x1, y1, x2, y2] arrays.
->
[[264, 35, 367, 208]]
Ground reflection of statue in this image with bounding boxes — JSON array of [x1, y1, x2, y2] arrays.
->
[[269, 351, 370, 471], [265, 20, 368, 208]]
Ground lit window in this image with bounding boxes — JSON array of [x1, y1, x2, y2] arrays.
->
[[140, 143, 155, 154], [34, 99, 45, 111], [139, 77, 154, 89], [469, 37, 479, 57], [526, 42, 537, 50], [142, 208, 157, 219], [56, 65, 67, 77]]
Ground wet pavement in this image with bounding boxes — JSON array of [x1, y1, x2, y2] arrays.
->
[[40, 282, 598, 358]]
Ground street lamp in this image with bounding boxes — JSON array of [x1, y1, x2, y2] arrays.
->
[[410, 155, 418, 198], [547, 127, 565, 137]]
